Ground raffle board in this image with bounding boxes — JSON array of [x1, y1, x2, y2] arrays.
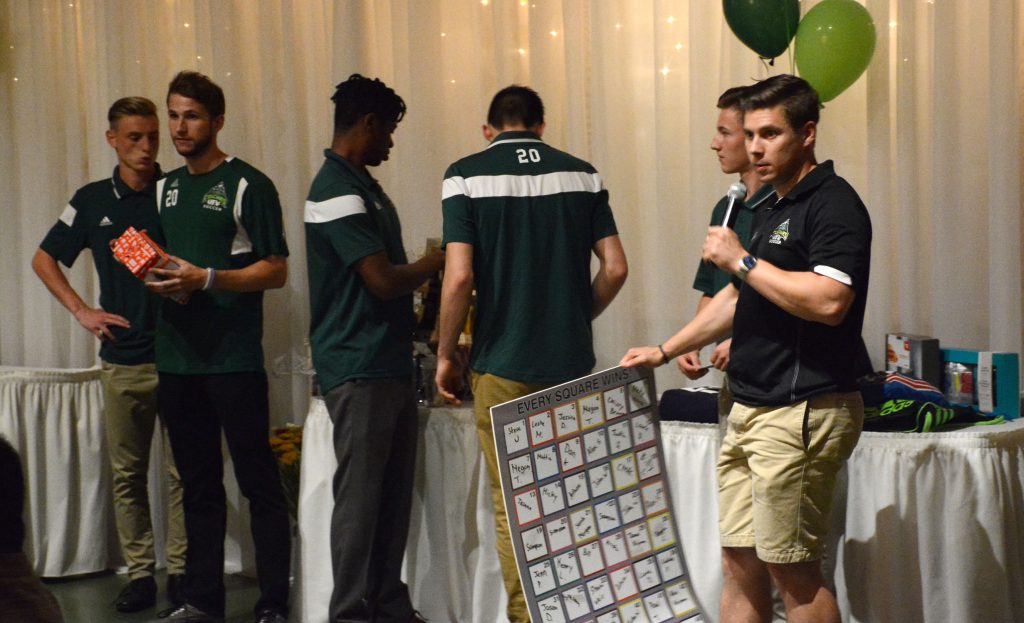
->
[[490, 366, 705, 623]]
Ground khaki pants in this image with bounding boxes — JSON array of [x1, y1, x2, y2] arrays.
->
[[472, 372, 552, 623], [100, 362, 186, 578]]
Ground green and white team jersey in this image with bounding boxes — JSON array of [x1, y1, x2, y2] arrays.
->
[[155, 157, 289, 375], [442, 130, 619, 384], [39, 166, 164, 365], [305, 150, 413, 394]]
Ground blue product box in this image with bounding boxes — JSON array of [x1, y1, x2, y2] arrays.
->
[[940, 348, 1020, 420]]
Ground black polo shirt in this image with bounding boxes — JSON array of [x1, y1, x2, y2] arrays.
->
[[728, 161, 872, 406], [39, 166, 164, 365]]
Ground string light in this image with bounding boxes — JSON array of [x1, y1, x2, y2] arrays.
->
[[184, 23, 191, 28], [550, 30, 558, 37], [666, 16, 675, 24], [660, 65, 670, 76], [889, 20, 897, 28], [675, 43, 682, 51], [615, 23, 622, 30], [441, 32, 447, 37], [518, 48, 526, 56]]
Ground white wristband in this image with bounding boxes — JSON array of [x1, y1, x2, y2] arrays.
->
[[203, 267, 216, 291]]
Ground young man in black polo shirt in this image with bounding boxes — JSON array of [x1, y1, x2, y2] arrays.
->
[[32, 97, 186, 614], [621, 74, 871, 623]]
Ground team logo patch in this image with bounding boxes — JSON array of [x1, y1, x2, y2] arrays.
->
[[768, 219, 790, 245], [202, 181, 228, 212], [99, 216, 113, 227]]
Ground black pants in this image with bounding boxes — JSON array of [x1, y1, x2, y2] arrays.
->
[[325, 378, 419, 623], [159, 372, 291, 617]]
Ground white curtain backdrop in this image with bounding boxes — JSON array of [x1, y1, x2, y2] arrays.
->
[[1, 0, 1021, 425]]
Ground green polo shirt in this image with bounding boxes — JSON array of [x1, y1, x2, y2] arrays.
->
[[442, 130, 619, 384], [155, 157, 289, 374], [691, 183, 774, 296], [305, 150, 413, 394], [39, 166, 164, 365]]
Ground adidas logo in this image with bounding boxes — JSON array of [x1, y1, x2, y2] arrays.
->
[[99, 216, 113, 227], [170, 179, 179, 188]]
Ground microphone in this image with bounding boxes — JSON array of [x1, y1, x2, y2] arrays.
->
[[721, 182, 747, 229]]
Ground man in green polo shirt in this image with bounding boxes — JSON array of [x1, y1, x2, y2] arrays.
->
[[676, 86, 772, 416], [145, 71, 291, 623], [436, 85, 628, 623], [31, 96, 186, 614], [305, 74, 442, 623]]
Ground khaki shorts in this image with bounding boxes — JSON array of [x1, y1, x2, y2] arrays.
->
[[717, 391, 863, 563]]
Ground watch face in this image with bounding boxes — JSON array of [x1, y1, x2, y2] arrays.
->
[[742, 255, 757, 270]]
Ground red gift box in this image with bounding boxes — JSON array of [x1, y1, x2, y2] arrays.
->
[[110, 227, 188, 303]]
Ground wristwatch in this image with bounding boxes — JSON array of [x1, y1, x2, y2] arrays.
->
[[736, 255, 757, 281]]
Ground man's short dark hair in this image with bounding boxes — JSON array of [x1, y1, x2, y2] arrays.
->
[[167, 70, 225, 119], [331, 74, 406, 134], [741, 74, 820, 130], [108, 97, 158, 129], [716, 86, 748, 111], [487, 85, 545, 130], [0, 436, 26, 553]]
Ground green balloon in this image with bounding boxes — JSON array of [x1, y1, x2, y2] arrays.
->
[[723, 0, 800, 59], [795, 0, 877, 102]]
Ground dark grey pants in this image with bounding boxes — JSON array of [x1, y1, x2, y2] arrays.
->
[[325, 378, 418, 623]]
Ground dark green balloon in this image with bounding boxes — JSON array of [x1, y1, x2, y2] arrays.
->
[[723, 0, 801, 59]]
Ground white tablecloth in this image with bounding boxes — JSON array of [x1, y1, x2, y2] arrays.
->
[[301, 398, 1024, 623], [0, 366, 250, 578]]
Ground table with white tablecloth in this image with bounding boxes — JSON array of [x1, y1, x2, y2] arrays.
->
[[300, 398, 1024, 623], [0, 366, 252, 578]]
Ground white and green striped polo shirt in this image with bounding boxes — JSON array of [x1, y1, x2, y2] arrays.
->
[[442, 130, 619, 384]]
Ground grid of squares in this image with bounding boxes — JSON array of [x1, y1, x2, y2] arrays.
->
[[497, 373, 702, 623]]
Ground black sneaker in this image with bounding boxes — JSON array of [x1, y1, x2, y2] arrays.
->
[[253, 608, 287, 623], [153, 603, 224, 622], [115, 576, 157, 612], [166, 573, 186, 607]]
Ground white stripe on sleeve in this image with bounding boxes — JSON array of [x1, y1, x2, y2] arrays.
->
[[59, 203, 76, 227], [813, 265, 853, 286], [304, 194, 368, 223]]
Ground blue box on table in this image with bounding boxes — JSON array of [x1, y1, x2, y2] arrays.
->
[[940, 348, 1020, 420]]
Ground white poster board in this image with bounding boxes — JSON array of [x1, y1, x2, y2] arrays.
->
[[491, 366, 705, 623]]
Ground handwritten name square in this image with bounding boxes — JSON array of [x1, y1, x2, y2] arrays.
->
[[504, 419, 530, 454], [577, 540, 605, 577], [514, 489, 541, 526], [534, 446, 560, 481], [630, 413, 656, 447], [561, 585, 591, 621], [583, 428, 609, 463], [655, 547, 683, 582], [528, 559, 557, 596], [530, 410, 555, 446], [521, 525, 548, 562], [617, 490, 645, 525], [554, 550, 582, 586], [508, 454, 535, 490], [537, 594, 566, 623], [594, 498, 621, 534], [611, 453, 638, 491], [628, 380, 651, 412], [647, 512, 676, 550], [540, 480, 567, 516], [555, 402, 579, 438], [609, 565, 639, 601], [607, 420, 632, 455], [625, 523, 652, 558], [617, 599, 644, 623], [603, 386, 627, 421], [578, 393, 605, 429], [596, 610, 623, 623], [588, 462, 614, 498], [559, 437, 585, 472], [563, 472, 590, 507], [643, 589, 674, 623], [632, 556, 661, 592], [600, 531, 629, 568], [666, 580, 699, 617], [641, 480, 668, 515], [636, 446, 661, 481], [545, 516, 573, 553], [570, 506, 598, 543], [586, 575, 615, 611]]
